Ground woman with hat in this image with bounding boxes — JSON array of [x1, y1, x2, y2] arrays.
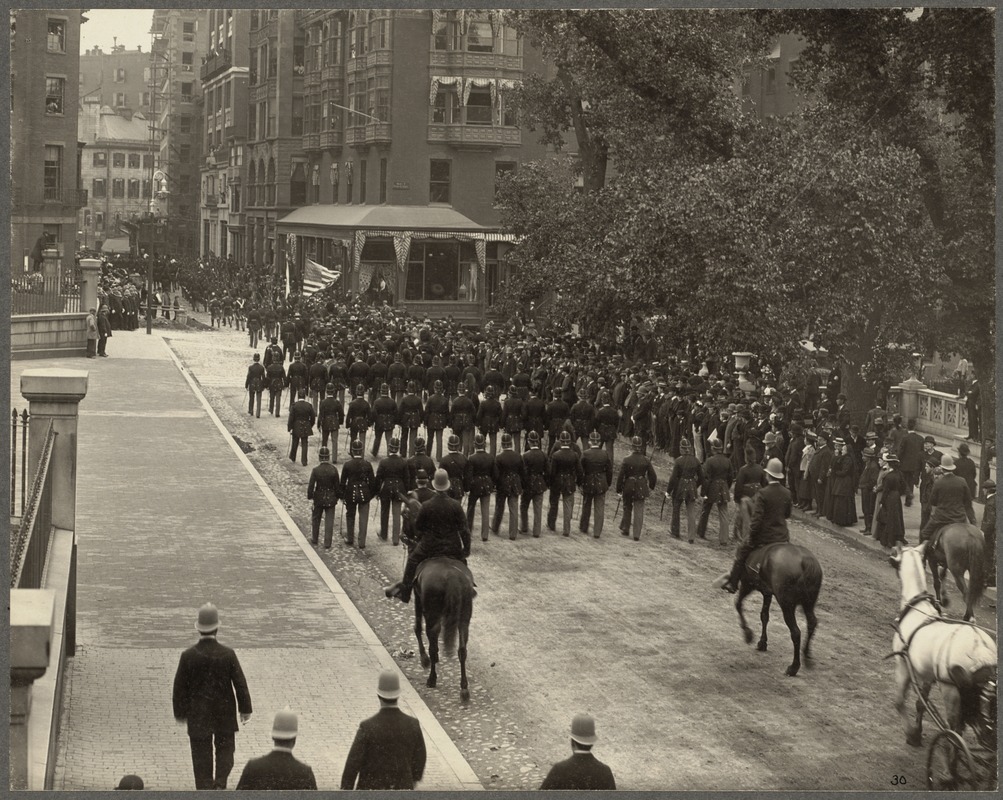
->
[[857, 446, 880, 534], [872, 452, 907, 556], [827, 438, 858, 527]]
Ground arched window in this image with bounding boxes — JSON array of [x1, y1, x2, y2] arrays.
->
[[267, 157, 276, 205], [257, 158, 266, 205]]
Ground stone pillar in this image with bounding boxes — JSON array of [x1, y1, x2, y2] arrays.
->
[[41, 248, 60, 280], [10, 589, 55, 791], [20, 370, 89, 533], [895, 377, 926, 424], [78, 257, 101, 314]]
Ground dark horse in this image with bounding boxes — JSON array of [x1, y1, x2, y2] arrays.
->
[[401, 495, 475, 701], [730, 498, 824, 676], [925, 522, 986, 622]]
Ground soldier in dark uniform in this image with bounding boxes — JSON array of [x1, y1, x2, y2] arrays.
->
[[697, 439, 734, 545], [450, 387, 477, 456], [245, 353, 266, 418], [398, 382, 424, 458], [424, 381, 450, 460], [501, 384, 525, 455], [465, 434, 497, 543], [406, 352, 426, 402], [263, 337, 283, 369], [375, 437, 410, 546], [340, 439, 377, 548], [616, 436, 657, 541], [266, 357, 287, 418], [476, 385, 503, 456], [386, 351, 407, 405], [318, 383, 344, 462], [439, 434, 468, 505], [328, 355, 349, 406], [384, 469, 470, 604], [580, 432, 613, 538], [347, 353, 370, 400], [443, 356, 462, 401], [492, 433, 525, 540], [371, 384, 398, 459], [280, 317, 297, 362], [520, 431, 549, 537], [595, 391, 620, 462], [545, 388, 570, 456], [547, 430, 583, 536], [632, 386, 655, 455], [665, 438, 704, 543], [522, 386, 547, 450], [288, 391, 317, 466], [287, 353, 309, 402], [407, 438, 436, 492], [346, 384, 372, 455], [425, 356, 446, 402], [308, 356, 328, 414], [307, 446, 340, 548], [569, 393, 597, 452]]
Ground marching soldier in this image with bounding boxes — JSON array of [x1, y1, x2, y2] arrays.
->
[[547, 430, 583, 536], [522, 386, 547, 450], [307, 446, 340, 549], [340, 439, 377, 549], [288, 391, 317, 467], [501, 383, 525, 454], [406, 351, 426, 401], [347, 352, 370, 400], [371, 383, 398, 459], [368, 353, 388, 405], [616, 436, 657, 541], [425, 356, 446, 401], [375, 437, 410, 546], [665, 438, 704, 543], [318, 383, 344, 462], [266, 356, 287, 418], [387, 351, 408, 405], [245, 353, 266, 418], [439, 434, 468, 504], [424, 381, 450, 460], [465, 434, 497, 543], [476, 385, 504, 456], [579, 432, 613, 538], [545, 388, 570, 455], [595, 391, 620, 461], [520, 431, 549, 537], [696, 438, 733, 545], [287, 353, 309, 399], [407, 438, 436, 492], [569, 394, 597, 452], [346, 384, 372, 455], [263, 337, 283, 369], [398, 381, 424, 458], [308, 356, 328, 414], [492, 433, 524, 540], [328, 355, 349, 406], [450, 386, 477, 456]]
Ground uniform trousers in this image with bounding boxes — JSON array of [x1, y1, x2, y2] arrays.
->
[[312, 503, 336, 548], [248, 328, 260, 349], [861, 490, 876, 532], [520, 493, 545, 537], [697, 497, 730, 545], [379, 497, 402, 545], [321, 427, 340, 462], [344, 501, 371, 547], [579, 491, 607, 538], [620, 496, 645, 540], [467, 495, 491, 541], [459, 428, 475, 456], [289, 435, 310, 466], [671, 497, 698, 541], [401, 427, 418, 458], [428, 429, 444, 461], [269, 389, 283, 418], [547, 490, 574, 536], [484, 431, 499, 456], [492, 493, 520, 539], [603, 438, 615, 462], [372, 429, 394, 458], [248, 389, 262, 418], [188, 731, 235, 790], [309, 389, 324, 414]]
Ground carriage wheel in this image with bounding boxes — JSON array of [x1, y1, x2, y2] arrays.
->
[[926, 730, 980, 790]]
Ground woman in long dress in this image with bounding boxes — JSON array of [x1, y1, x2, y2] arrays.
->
[[828, 438, 858, 526], [873, 452, 907, 555]]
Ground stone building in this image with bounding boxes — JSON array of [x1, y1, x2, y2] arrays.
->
[[79, 44, 153, 118]]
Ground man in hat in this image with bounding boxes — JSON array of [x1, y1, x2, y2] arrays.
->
[[308, 446, 340, 549], [492, 432, 524, 540], [84, 307, 99, 358], [548, 430, 583, 536], [263, 337, 283, 370], [235, 707, 317, 790], [173, 603, 253, 790], [439, 433, 468, 503], [398, 381, 424, 458], [450, 385, 477, 456], [540, 714, 616, 790], [501, 384, 525, 455], [545, 388, 570, 455], [520, 431, 549, 537], [697, 438, 734, 546], [371, 384, 398, 459], [896, 418, 925, 506], [347, 384, 373, 455], [340, 439, 377, 548], [288, 390, 317, 466], [341, 670, 426, 790], [307, 354, 329, 415], [665, 438, 704, 543], [719, 458, 792, 593], [857, 445, 880, 534], [245, 353, 266, 418], [616, 436, 658, 541], [465, 433, 498, 542], [407, 437, 436, 491], [918, 454, 977, 547], [318, 383, 344, 462], [594, 391, 620, 461], [97, 304, 112, 357], [424, 381, 450, 460], [954, 442, 978, 497], [579, 432, 613, 538], [375, 436, 409, 546], [287, 353, 309, 401], [266, 354, 287, 418], [384, 468, 470, 603], [980, 479, 995, 588], [476, 385, 503, 456], [115, 775, 144, 790]]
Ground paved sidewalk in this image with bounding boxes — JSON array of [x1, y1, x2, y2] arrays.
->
[[10, 329, 480, 791]]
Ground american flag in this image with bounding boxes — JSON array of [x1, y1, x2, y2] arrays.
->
[[302, 258, 341, 297]]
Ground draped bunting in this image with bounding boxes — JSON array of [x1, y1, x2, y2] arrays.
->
[[343, 161, 353, 179], [288, 234, 298, 272], [431, 9, 442, 32], [392, 231, 412, 271], [458, 9, 468, 34], [329, 163, 339, 185], [357, 262, 376, 298], [353, 229, 367, 272], [429, 75, 462, 105], [488, 10, 503, 38]]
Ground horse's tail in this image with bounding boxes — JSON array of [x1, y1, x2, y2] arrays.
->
[[440, 574, 469, 657], [796, 552, 823, 608], [965, 527, 986, 608]]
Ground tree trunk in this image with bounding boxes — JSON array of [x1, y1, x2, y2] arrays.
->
[[840, 358, 871, 429]]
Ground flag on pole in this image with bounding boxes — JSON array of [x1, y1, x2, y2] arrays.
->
[[302, 257, 341, 297]]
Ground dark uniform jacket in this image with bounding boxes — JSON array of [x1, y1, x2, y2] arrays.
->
[[415, 492, 471, 557], [450, 395, 476, 433], [734, 463, 768, 503], [595, 405, 619, 441], [369, 360, 388, 394], [287, 360, 309, 394], [376, 454, 411, 500], [340, 457, 377, 505], [476, 397, 503, 434], [897, 431, 925, 473], [319, 396, 344, 432], [439, 452, 468, 500], [465, 450, 498, 498], [387, 360, 408, 394], [522, 447, 549, 496], [398, 393, 424, 430], [340, 707, 427, 790], [266, 362, 287, 392], [308, 462, 340, 507], [172, 638, 252, 737], [548, 446, 583, 495], [522, 396, 547, 435], [545, 399, 571, 438], [928, 473, 977, 526], [616, 452, 657, 500], [263, 343, 283, 369], [328, 361, 348, 391], [569, 400, 596, 441], [347, 397, 372, 433], [495, 449, 525, 496], [747, 481, 793, 546], [424, 393, 450, 431], [236, 749, 317, 790], [288, 399, 316, 437], [540, 753, 616, 791], [666, 454, 703, 500], [425, 365, 446, 392], [372, 395, 398, 432], [702, 453, 734, 504], [407, 453, 436, 488], [347, 359, 370, 389], [308, 361, 328, 393], [581, 447, 613, 495], [245, 362, 266, 392], [502, 395, 524, 433]]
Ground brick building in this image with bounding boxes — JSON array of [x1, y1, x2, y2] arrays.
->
[[79, 45, 153, 118], [10, 10, 86, 272]]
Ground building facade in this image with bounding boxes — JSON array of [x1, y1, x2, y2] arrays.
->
[[10, 10, 86, 271], [77, 100, 156, 251], [79, 45, 153, 118], [739, 34, 806, 119]]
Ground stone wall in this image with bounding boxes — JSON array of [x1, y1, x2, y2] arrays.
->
[[11, 314, 88, 360]]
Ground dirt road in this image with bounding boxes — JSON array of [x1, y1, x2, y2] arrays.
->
[[167, 324, 995, 791]]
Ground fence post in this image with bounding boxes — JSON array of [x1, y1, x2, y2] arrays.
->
[[20, 370, 88, 533], [894, 376, 926, 425], [41, 248, 60, 280], [78, 258, 101, 317]]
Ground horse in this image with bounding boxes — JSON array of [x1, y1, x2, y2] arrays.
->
[[925, 522, 986, 622], [889, 544, 996, 748], [400, 494, 475, 702], [727, 497, 823, 676]]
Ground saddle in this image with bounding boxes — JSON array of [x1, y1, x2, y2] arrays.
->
[[744, 543, 786, 576]]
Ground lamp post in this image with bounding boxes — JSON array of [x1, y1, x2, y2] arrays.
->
[[145, 252, 153, 335]]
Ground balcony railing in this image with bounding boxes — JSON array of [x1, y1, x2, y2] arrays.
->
[[302, 132, 321, 151], [320, 129, 343, 149], [427, 124, 520, 149], [346, 49, 393, 74], [429, 51, 523, 72], [346, 123, 391, 146], [200, 48, 232, 81]]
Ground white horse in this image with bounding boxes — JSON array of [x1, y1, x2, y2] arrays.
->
[[890, 543, 996, 747]]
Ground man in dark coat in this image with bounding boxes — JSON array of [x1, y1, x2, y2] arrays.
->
[[579, 432, 613, 538], [954, 442, 978, 497], [569, 394, 597, 452], [398, 381, 424, 458], [919, 454, 977, 546], [288, 390, 317, 466], [263, 337, 283, 369], [97, 305, 112, 357], [520, 431, 549, 537], [307, 356, 328, 414], [665, 438, 704, 543], [720, 458, 793, 593], [547, 430, 583, 536], [491, 432, 524, 540], [501, 384, 525, 454], [540, 714, 615, 791], [318, 383, 344, 462], [286, 353, 309, 400], [476, 385, 504, 456], [545, 388, 570, 455], [439, 433, 468, 503], [697, 438, 734, 545], [450, 387, 477, 456], [896, 418, 925, 506], [965, 379, 980, 441], [346, 384, 373, 455], [371, 383, 398, 459], [980, 478, 995, 588], [424, 381, 450, 460], [465, 433, 498, 542], [340, 670, 426, 790], [340, 439, 377, 548], [266, 358, 287, 418], [375, 436, 410, 546], [407, 438, 436, 491], [308, 446, 340, 549], [616, 436, 657, 541], [594, 391, 620, 461], [173, 604, 253, 790], [236, 707, 316, 790], [245, 353, 266, 418]]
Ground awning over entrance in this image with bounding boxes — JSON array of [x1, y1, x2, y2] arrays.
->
[[100, 237, 131, 254]]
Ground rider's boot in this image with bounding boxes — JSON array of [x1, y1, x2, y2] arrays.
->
[[383, 581, 403, 598]]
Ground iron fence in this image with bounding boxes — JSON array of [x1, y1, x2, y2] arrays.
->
[[11, 273, 82, 315], [10, 409, 29, 517], [11, 420, 56, 589]]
